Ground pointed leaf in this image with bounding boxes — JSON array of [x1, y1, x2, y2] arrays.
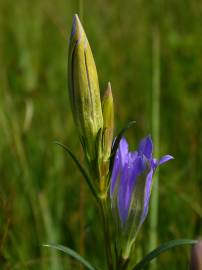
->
[[54, 141, 98, 200], [110, 121, 136, 172], [43, 244, 98, 270], [133, 239, 198, 270]]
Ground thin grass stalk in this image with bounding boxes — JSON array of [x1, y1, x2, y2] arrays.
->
[[0, 6, 49, 268], [2, 86, 39, 230], [149, 26, 160, 270], [38, 193, 62, 270]]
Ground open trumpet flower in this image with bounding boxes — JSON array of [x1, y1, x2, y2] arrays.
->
[[110, 136, 173, 257]]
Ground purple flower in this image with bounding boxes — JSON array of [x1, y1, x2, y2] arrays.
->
[[110, 136, 173, 230]]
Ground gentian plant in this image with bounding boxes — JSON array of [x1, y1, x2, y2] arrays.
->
[[44, 14, 197, 270]]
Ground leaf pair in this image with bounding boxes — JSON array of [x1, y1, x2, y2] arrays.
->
[[44, 239, 197, 270]]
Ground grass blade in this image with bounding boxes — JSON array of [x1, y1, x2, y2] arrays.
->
[[133, 239, 198, 270], [43, 244, 98, 270], [54, 141, 98, 200]]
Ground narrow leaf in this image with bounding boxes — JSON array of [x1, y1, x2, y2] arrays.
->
[[54, 141, 98, 200], [110, 121, 136, 172], [43, 244, 98, 270], [133, 239, 198, 270]]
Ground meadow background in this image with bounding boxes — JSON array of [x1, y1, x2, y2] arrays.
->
[[0, 0, 202, 269]]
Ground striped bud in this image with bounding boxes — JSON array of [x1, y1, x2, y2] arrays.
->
[[102, 82, 114, 164], [68, 14, 103, 163]]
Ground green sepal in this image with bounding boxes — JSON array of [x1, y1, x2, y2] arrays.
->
[[132, 239, 198, 270], [54, 141, 98, 200], [43, 244, 98, 270]]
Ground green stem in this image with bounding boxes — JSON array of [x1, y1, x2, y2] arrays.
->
[[116, 256, 129, 270], [99, 196, 114, 270]]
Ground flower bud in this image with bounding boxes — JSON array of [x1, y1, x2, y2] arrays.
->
[[190, 240, 202, 270], [102, 82, 114, 163], [68, 14, 103, 163]]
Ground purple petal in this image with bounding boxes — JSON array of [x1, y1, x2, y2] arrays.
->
[[125, 154, 146, 197], [138, 135, 153, 159], [110, 154, 120, 198], [117, 153, 147, 225], [118, 137, 129, 166], [118, 153, 138, 225], [158, 155, 174, 166], [118, 162, 131, 224], [140, 168, 154, 224], [139, 154, 173, 223], [130, 151, 138, 161], [134, 155, 147, 176], [110, 137, 129, 198], [151, 158, 158, 169], [127, 152, 139, 187]]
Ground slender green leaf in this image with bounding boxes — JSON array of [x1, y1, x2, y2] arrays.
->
[[53, 141, 98, 200], [109, 121, 136, 172], [43, 244, 98, 270], [133, 239, 198, 270]]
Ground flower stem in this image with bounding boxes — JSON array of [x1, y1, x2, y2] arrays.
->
[[99, 195, 114, 270], [116, 254, 129, 270]]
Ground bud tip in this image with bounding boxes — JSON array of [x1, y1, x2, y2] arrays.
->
[[70, 14, 83, 42], [104, 82, 112, 98]]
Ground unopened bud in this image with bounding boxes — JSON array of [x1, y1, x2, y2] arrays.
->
[[190, 240, 202, 270], [68, 14, 103, 162], [102, 82, 114, 162]]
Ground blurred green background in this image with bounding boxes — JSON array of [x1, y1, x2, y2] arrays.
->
[[0, 0, 202, 269]]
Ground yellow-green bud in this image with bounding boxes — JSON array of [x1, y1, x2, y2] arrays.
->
[[68, 14, 103, 162], [102, 82, 114, 162]]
